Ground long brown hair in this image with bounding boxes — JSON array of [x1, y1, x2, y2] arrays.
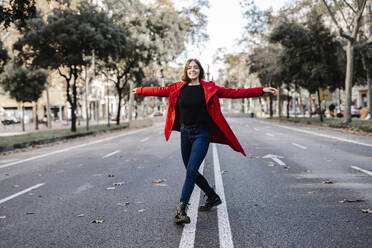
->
[[181, 58, 205, 83]]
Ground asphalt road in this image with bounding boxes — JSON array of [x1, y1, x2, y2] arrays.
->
[[0, 118, 372, 248]]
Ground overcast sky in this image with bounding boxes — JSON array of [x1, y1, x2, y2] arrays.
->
[[179, 0, 287, 79]]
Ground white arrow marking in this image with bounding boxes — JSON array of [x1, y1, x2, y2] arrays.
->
[[263, 154, 286, 166]]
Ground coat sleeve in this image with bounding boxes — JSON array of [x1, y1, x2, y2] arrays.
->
[[216, 86, 264, 99], [135, 86, 170, 97]]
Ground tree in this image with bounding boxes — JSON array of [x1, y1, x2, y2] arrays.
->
[[0, 41, 9, 73], [14, 1, 125, 131], [270, 10, 344, 122], [0, 63, 47, 131], [321, 0, 371, 123], [0, 0, 36, 29]]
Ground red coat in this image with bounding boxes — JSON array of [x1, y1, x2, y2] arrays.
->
[[136, 80, 263, 156]]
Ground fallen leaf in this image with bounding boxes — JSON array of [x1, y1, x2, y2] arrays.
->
[[26, 212, 34, 215], [152, 179, 167, 184], [108, 174, 115, 177], [136, 166, 144, 169], [267, 162, 275, 167], [13, 185, 20, 188], [221, 170, 228, 174], [308, 192, 315, 194], [283, 166, 290, 169], [137, 209, 145, 213], [362, 209, 372, 213], [106, 187, 116, 190], [113, 182, 125, 186], [78, 214, 85, 217], [92, 219, 104, 223], [92, 174, 103, 177], [154, 183, 168, 187], [340, 199, 364, 203], [323, 181, 333, 184], [0, 216, 6, 219], [117, 202, 129, 206]]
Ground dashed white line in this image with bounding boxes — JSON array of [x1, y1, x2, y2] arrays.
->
[[140, 137, 150, 142], [292, 143, 307, 150], [102, 150, 120, 159], [266, 133, 274, 137], [213, 144, 234, 248], [0, 183, 45, 205], [351, 166, 372, 176], [268, 123, 372, 148], [0, 128, 144, 169], [179, 161, 205, 248]]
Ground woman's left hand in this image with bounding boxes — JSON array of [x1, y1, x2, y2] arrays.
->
[[263, 87, 278, 96]]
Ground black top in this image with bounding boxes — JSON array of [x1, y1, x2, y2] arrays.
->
[[177, 84, 213, 128]]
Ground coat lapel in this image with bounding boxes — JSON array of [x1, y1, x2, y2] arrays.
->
[[201, 80, 218, 104]]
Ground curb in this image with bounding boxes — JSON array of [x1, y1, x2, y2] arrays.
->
[[0, 117, 159, 154]]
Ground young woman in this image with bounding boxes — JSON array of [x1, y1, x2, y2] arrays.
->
[[132, 59, 278, 224]]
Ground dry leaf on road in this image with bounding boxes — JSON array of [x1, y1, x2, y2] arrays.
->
[[0, 216, 6, 219], [152, 179, 167, 184], [106, 187, 116, 190], [92, 219, 104, 223], [77, 214, 85, 217], [267, 162, 275, 167], [362, 209, 372, 213], [154, 183, 168, 187], [339, 199, 364, 203], [221, 170, 228, 174], [323, 181, 333, 184], [113, 182, 125, 186], [12, 185, 20, 188], [137, 209, 145, 213], [117, 202, 129, 206], [26, 212, 34, 215], [108, 174, 115, 177]]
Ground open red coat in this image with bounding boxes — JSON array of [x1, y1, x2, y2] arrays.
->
[[136, 80, 263, 156]]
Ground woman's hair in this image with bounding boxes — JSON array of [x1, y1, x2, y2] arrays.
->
[[181, 58, 205, 83]]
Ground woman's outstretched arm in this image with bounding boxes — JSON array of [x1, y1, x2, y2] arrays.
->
[[216, 85, 278, 99], [132, 86, 170, 97]]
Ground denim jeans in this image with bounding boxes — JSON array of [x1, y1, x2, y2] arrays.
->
[[180, 126, 214, 204]]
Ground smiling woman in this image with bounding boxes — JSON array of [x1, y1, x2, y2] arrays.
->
[[132, 58, 278, 225]]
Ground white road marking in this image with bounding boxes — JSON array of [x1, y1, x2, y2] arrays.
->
[[0, 128, 144, 170], [292, 143, 307, 150], [102, 150, 120, 159], [140, 137, 150, 142], [0, 159, 19, 164], [213, 144, 234, 248], [0, 183, 45, 205], [179, 161, 205, 248], [263, 154, 286, 166], [351, 166, 372, 176], [266, 133, 274, 137], [269, 123, 372, 148]]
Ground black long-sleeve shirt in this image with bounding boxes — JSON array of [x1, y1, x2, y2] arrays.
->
[[177, 84, 213, 128]]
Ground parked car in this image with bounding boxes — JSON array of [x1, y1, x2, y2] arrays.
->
[[334, 105, 361, 118], [1, 116, 20, 125]]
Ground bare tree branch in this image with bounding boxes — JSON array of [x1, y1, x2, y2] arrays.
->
[[356, 36, 372, 49], [350, 0, 367, 39], [322, 0, 353, 40], [342, 0, 357, 13], [335, 0, 351, 29]]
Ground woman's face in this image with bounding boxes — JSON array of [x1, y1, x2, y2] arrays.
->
[[187, 61, 200, 81]]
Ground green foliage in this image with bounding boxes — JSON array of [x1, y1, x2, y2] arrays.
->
[[0, 63, 47, 103], [0, 0, 36, 29], [0, 41, 9, 74]]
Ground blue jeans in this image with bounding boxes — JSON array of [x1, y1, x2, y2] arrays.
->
[[180, 126, 214, 204]]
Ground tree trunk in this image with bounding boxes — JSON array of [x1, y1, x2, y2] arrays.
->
[[71, 79, 78, 132], [278, 86, 281, 118], [128, 81, 134, 121], [361, 52, 372, 115], [317, 89, 323, 122], [34, 102, 39, 130], [46, 81, 52, 128], [269, 96, 273, 117], [287, 86, 290, 119], [116, 93, 122, 125], [21, 103, 25, 132], [344, 41, 354, 124]]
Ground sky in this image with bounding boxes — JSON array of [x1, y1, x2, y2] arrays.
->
[[179, 0, 288, 79]]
